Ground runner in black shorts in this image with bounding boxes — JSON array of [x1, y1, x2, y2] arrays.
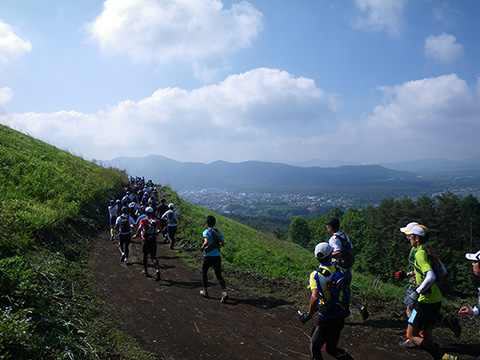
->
[[134, 207, 161, 281]]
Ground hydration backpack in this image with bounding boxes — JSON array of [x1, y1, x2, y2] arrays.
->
[[144, 218, 158, 239], [167, 210, 177, 225], [413, 245, 447, 282], [205, 228, 222, 253], [314, 266, 351, 319], [336, 233, 355, 269], [120, 215, 131, 234]]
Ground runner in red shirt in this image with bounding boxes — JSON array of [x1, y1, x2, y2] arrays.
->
[[134, 207, 161, 281]]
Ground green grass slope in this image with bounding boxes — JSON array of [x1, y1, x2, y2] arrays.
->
[[0, 125, 133, 359], [1, 124, 476, 359]]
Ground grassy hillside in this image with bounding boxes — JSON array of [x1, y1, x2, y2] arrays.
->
[[0, 125, 133, 359], [1, 124, 476, 359], [155, 186, 409, 307]]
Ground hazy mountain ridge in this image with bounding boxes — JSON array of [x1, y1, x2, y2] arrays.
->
[[379, 156, 480, 173], [102, 154, 455, 193]]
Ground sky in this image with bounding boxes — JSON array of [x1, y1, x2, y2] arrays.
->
[[0, 0, 479, 165]]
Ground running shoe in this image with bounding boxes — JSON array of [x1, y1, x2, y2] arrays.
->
[[142, 269, 147, 275], [120, 253, 125, 262], [155, 269, 161, 282], [124, 258, 130, 265], [441, 354, 457, 360], [200, 289, 208, 298], [444, 316, 461, 338], [359, 305, 369, 321], [399, 339, 415, 348], [220, 291, 229, 303]]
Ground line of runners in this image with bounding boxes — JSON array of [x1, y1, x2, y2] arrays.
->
[[107, 177, 229, 302], [108, 179, 479, 359], [299, 216, 480, 360]]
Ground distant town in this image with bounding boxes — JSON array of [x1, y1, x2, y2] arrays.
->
[[180, 188, 359, 217], [180, 185, 480, 218]]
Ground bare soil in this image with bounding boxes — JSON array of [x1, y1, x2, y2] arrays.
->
[[89, 231, 477, 359]]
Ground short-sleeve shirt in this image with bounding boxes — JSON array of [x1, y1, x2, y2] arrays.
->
[[414, 246, 442, 304], [202, 227, 224, 257], [328, 231, 353, 268], [116, 215, 135, 235], [108, 205, 117, 218], [162, 210, 180, 227]]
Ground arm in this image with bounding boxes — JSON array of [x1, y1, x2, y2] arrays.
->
[[133, 223, 142, 239], [410, 270, 436, 301], [299, 288, 320, 324], [459, 306, 477, 316], [308, 289, 320, 315], [416, 270, 436, 294], [200, 237, 209, 252], [331, 250, 342, 259]]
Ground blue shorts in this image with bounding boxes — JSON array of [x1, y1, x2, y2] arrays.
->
[[110, 216, 117, 226]]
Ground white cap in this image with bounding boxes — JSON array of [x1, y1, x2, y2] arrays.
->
[[145, 206, 154, 214], [400, 222, 419, 233], [466, 250, 480, 262], [314, 242, 333, 260], [405, 225, 429, 236]]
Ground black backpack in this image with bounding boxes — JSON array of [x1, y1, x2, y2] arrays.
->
[[336, 233, 355, 269], [120, 215, 130, 234]]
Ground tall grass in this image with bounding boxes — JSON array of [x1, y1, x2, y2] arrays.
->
[[0, 125, 130, 359]]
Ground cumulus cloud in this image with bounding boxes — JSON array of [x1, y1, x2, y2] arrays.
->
[[2, 69, 479, 164], [87, 0, 263, 68], [0, 20, 32, 68], [424, 33, 464, 63], [355, 74, 480, 161], [352, 0, 407, 36], [0, 86, 13, 104], [0, 68, 336, 161], [0, 86, 13, 113]]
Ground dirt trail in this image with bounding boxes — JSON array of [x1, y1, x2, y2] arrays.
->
[[89, 231, 473, 359]]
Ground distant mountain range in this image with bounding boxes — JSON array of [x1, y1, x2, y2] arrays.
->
[[102, 155, 480, 196], [284, 157, 480, 174]]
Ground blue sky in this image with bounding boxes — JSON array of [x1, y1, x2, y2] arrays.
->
[[1, 0, 479, 165]]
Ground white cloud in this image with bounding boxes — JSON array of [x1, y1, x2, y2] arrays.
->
[[355, 74, 480, 161], [352, 0, 407, 36], [0, 86, 13, 104], [424, 33, 464, 63], [0, 21, 32, 68], [87, 0, 263, 68], [2, 68, 479, 164], [0, 86, 13, 113], [0, 68, 336, 161]]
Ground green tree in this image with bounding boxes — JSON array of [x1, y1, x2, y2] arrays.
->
[[341, 210, 370, 255], [326, 207, 344, 220], [458, 194, 480, 251], [288, 217, 311, 248], [435, 192, 460, 248]]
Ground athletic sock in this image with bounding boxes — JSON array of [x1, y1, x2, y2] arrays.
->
[[420, 339, 443, 360]]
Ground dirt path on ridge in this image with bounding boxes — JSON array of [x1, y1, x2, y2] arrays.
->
[[89, 230, 474, 359]]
